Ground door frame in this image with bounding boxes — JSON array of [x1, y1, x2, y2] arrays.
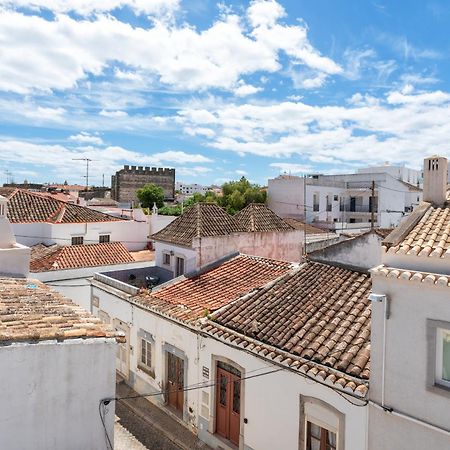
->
[[162, 343, 189, 423], [209, 355, 245, 450], [113, 318, 130, 380]]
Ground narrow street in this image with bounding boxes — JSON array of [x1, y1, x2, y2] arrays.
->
[[115, 381, 212, 450]]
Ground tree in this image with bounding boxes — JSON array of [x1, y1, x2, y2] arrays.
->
[[219, 177, 266, 214], [136, 183, 165, 208]]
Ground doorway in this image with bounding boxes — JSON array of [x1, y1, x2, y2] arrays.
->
[[175, 256, 185, 277], [215, 362, 241, 446], [114, 320, 130, 380], [167, 352, 184, 415]]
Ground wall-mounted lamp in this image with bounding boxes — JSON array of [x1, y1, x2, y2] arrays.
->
[[170, 250, 174, 256]]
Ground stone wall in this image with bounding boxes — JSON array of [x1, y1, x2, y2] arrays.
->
[[111, 165, 175, 203]]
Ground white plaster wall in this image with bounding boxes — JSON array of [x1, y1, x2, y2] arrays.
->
[[267, 176, 305, 219], [0, 243, 30, 277], [309, 232, 382, 270], [32, 261, 152, 311], [154, 241, 197, 274], [12, 220, 148, 251], [199, 335, 368, 450], [369, 274, 450, 448], [0, 338, 117, 450], [91, 284, 368, 450]]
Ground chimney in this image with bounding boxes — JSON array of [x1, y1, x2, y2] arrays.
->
[[423, 156, 448, 206]]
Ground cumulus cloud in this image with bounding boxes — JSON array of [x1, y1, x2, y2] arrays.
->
[[176, 88, 450, 169], [0, 2, 340, 94], [0, 139, 213, 184], [69, 132, 103, 145], [270, 163, 312, 174]]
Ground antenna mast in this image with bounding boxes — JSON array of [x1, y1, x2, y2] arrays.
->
[[72, 158, 93, 192]]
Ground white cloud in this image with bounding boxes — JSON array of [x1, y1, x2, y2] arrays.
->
[[0, 4, 340, 94], [69, 132, 103, 145], [175, 88, 450, 169], [0, 139, 213, 184], [235, 169, 248, 175], [234, 83, 263, 97], [0, 0, 180, 16]]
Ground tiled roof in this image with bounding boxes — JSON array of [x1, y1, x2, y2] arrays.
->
[[283, 218, 327, 234], [204, 261, 371, 396], [372, 264, 450, 287], [234, 203, 293, 232], [0, 188, 122, 223], [385, 202, 450, 258], [0, 277, 123, 343], [30, 242, 135, 272], [132, 254, 293, 322], [152, 202, 241, 247]]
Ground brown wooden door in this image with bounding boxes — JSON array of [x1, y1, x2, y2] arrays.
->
[[167, 353, 184, 413], [215, 363, 241, 446]]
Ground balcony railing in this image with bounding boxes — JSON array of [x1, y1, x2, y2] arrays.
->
[[339, 204, 378, 213]]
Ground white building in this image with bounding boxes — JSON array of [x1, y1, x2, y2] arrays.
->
[[152, 202, 304, 276], [368, 155, 450, 449], [0, 195, 30, 277], [91, 254, 371, 450], [0, 187, 148, 251], [357, 163, 421, 186], [267, 167, 422, 230], [175, 182, 209, 196], [0, 201, 121, 450], [0, 277, 121, 450]]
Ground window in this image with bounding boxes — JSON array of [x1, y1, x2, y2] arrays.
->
[[326, 195, 332, 212], [98, 310, 110, 324], [313, 193, 319, 212], [71, 236, 84, 245], [141, 338, 153, 369], [307, 421, 336, 450], [333, 195, 339, 202], [436, 328, 450, 388], [175, 256, 185, 277], [99, 234, 110, 243], [163, 252, 171, 265]]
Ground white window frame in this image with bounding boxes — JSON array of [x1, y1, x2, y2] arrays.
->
[[304, 416, 338, 450], [99, 234, 110, 243], [435, 327, 450, 388], [137, 329, 155, 378], [71, 235, 84, 245]]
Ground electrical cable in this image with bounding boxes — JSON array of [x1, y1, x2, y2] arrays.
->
[[98, 399, 114, 450]]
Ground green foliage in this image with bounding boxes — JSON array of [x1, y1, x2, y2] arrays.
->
[[136, 183, 165, 208], [157, 177, 265, 216], [218, 177, 266, 215]]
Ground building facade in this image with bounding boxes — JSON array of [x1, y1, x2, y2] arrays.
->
[[267, 168, 422, 230], [368, 156, 450, 449], [111, 165, 175, 204]]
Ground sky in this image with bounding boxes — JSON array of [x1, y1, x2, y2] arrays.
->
[[0, 0, 449, 187]]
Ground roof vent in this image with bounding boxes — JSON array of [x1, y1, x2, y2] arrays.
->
[[423, 156, 448, 206]]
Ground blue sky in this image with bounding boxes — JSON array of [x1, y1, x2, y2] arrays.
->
[[0, 0, 449, 187]]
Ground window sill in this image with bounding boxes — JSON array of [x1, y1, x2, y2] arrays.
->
[[138, 364, 155, 379]]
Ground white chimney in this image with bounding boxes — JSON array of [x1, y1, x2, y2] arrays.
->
[[423, 156, 448, 206]]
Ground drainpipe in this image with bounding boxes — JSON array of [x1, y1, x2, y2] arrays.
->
[[369, 293, 389, 408]]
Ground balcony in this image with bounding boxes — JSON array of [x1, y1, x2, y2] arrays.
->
[[339, 204, 378, 213]]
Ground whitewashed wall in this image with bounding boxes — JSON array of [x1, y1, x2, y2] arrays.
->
[[369, 274, 450, 449], [0, 338, 117, 450], [12, 220, 148, 251], [32, 261, 153, 311], [91, 283, 368, 450], [154, 241, 197, 274], [0, 243, 30, 277]]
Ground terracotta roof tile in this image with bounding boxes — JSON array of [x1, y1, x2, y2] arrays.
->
[[0, 188, 122, 224], [30, 242, 135, 272], [152, 202, 241, 247], [132, 254, 293, 322], [204, 261, 371, 396], [0, 278, 123, 343], [234, 203, 293, 232], [386, 202, 450, 258]]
